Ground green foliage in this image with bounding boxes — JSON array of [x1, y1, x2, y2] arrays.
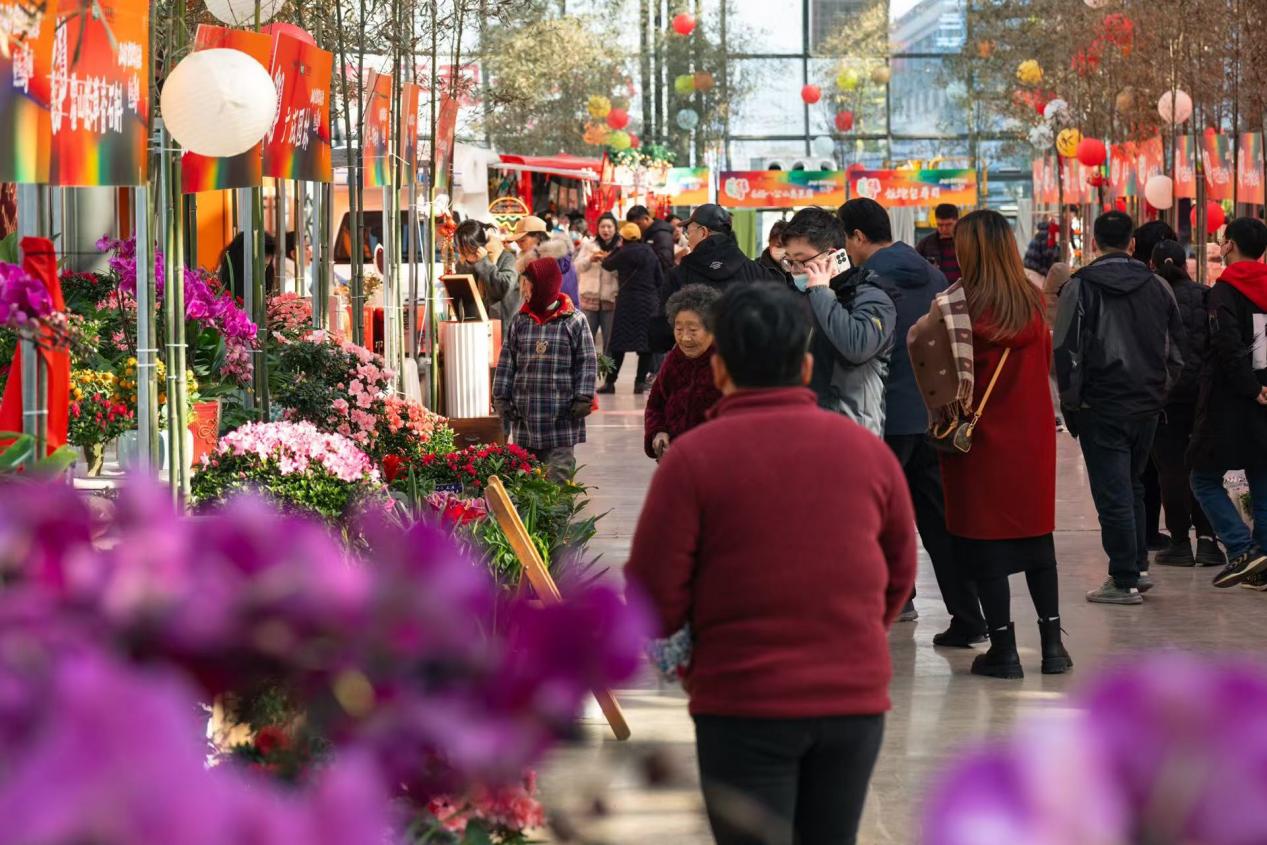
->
[[0, 432, 77, 477], [190, 453, 382, 524], [0, 233, 17, 264]]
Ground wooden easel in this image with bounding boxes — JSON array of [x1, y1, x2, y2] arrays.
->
[[484, 475, 631, 741]]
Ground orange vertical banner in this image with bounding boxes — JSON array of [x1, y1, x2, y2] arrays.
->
[[397, 82, 421, 185], [0, 0, 57, 182], [361, 71, 392, 188], [262, 36, 333, 182]]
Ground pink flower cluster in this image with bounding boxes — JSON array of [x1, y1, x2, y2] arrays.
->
[[221, 340, 253, 385], [96, 235, 165, 298], [0, 262, 52, 328], [212, 421, 380, 483], [383, 395, 444, 438], [268, 293, 313, 341], [427, 771, 546, 837]]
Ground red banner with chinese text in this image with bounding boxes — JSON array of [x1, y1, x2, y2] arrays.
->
[[48, 0, 150, 186], [433, 92, 459, 196], [1201, 133, 1234, 201], [850, 169, 977, 208], [1237, 133, 1263, 204], [1109, 143, 1136, 199], [262, 35, 333, 182], [0, 0, 57, 183], [361, 71, 392, 188], [1032, 157, 1058, 204], [397, 82, 421, 185]]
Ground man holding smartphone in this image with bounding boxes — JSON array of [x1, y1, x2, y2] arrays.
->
[[780, 207, 896, 437]]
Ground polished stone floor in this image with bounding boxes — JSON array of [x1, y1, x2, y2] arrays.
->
[[537, 372, 1267, 844]]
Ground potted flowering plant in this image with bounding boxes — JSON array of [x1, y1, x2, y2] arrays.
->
[[190, 420, 389, 524], [272, 332, 396, 449], [68, 369, 135, 475]]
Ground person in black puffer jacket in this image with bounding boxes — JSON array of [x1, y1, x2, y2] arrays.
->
[[1148, 240, 1223, 568]]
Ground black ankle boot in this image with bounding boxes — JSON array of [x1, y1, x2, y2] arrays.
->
[[1038, 617, 1073, 675], [971, 623, 1023, 679]]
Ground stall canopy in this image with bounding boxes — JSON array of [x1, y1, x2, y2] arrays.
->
[[491, 154, 603, 182]]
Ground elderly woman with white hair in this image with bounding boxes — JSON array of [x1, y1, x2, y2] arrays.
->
[[643, 284, 724, 460]]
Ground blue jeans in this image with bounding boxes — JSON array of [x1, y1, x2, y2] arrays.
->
[[1190, 468, 1267, 558], [1075, 411, 1160, 588]]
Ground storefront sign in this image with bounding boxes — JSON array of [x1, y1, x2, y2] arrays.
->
[[262, 35, 333, 182], [0, 0, 56, 182], [49, 0, 150, 186], [718, 170, 846, 209], [361, 71, 392, 188], [663, 167, 709, 205], [850, 169, 977, 208], [182, 25, 272, 193]]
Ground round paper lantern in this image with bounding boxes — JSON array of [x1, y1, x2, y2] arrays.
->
[[672, 13, 696, 35], [1114, 87, 1135, 112], [161, 49, 278, 158], [1076, 137, 1107, 167], [812, 135, 835, 158], [1055, 128, 1082, 158], [1016, 59, 1043, 86], [801, 84, 822, 104], [582, 122, 610, 146], [629, 133, 641, 149], [1143, 174, 1174, 209], [1027, 124, 1053, 149], [587, 95, 611, 119], [1191, 201, 1226, 234], [834, 110, 855, 132], [836, 69, 860, 91], [607, 130, 631, 151], [1043, 98, 1068, 122], [605, 108, 629, 130], [871, 66, 891, 85], [676, 108, 699, 131], [1084, 0, 1109, 7], [1158, 89, 1192, 125], [204, 0, 284, 25], [693, 71, 715, 92], [674, 74, 696, 96]]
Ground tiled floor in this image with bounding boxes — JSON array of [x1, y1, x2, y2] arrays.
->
[[538, 373, 1267, 844]]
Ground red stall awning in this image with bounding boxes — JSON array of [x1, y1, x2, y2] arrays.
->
[[491, 154, 604, 181]]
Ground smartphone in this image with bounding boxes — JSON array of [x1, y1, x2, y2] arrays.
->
[[830, 249, 851, 274]]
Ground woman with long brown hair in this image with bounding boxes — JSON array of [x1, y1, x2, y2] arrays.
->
[[918, 208, 1072, 679]]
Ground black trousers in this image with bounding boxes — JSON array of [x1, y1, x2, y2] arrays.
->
[[1151, 403, 1214, 540], [608, 351, 652, 385], [694, 714, 884, 845], [886, 434, 986, 634]]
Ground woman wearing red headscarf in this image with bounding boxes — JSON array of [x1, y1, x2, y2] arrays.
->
[[492, 257, 598, 481]]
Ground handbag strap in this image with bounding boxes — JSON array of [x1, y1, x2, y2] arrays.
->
[[969, 348, 1011, 423]]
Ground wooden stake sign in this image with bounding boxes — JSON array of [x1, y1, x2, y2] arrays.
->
[[483, 475, 631, 741]]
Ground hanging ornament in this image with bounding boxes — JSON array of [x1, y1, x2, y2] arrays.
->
[[1157, 89, 1193, 124], [976, 39, 994, 59], [676, 108, 699, 130], [870, 66, 891, 85], [693, 71, 715, 92], [836, 69, 860, 91], [1086, 172, 1108, 188], [1192, 201, 1226, 234], [583, 122, 611, 146], [811, 135, 836, 158], [605, 108, 629, 130], [607, 130, 632, 151], [1114, 87, 1135, 112], [674, 74, 696, 96], [1016, 59, 1043, 86], [1143, 174, 1174, 209], [801, 84, 822, 104], [672, 13, 696, 35], [1084, 0, 1110, 7], [1042, 98, 1068, 123], [204, 0, 284, 25], [834, 111, 855, 132], [161, 49, 278, 157], [629, 133, 641, 149], [587, 95, 611, 119], [1076, 137, 1107, 167], [1056, 128, 1083, 158], [1027, 124, 1054, 150]]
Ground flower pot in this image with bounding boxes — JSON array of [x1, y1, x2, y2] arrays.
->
[[81, 443, 105, 477], [189, 399, 222, 466], [116, 428, 195, 478]]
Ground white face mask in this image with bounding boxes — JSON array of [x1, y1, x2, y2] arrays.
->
[[791, 273, 809, 293]]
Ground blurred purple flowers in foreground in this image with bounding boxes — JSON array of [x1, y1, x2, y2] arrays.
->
[[924, 653, 1267, 845], [0, 477, 649, 840]]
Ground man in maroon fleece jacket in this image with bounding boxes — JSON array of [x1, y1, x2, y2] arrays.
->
[[626, 283, 917, 845]]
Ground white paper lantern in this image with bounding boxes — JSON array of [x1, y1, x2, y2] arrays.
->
[[1083, 0, 1109, 7], [203, 0, 284, 26], [1042, 98, 1068, 123], [1157, 89, 1193, 125], [811, 135, 836, 158], [676, 108, 699, 131], [161, 49, 279, 158], [1028, 124, 1054, 150], [1143, 174, 1174, 209]]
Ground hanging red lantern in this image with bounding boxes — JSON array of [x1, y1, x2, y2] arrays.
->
[[801, 84, 822, 105], [834, 110, 855, 132], [629, 132, 641, 149], [672, 13, 695, 35], [1114, 198, 1128, 213], [606, 108, 629, 130], [1191, 202, 1226, 234], [1076, 137, 1107, 167]]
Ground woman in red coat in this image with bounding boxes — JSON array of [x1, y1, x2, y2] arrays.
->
[[644, 285, 723, 459], [938, 210, 1071, 680]]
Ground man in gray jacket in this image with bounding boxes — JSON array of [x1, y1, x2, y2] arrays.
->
[[781, 206, 896, 437]]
